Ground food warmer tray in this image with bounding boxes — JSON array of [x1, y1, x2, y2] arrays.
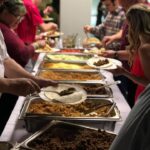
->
[[19, 97, 121, 132], [18, 120, 116, 150], [43, 52, 94, 63], [36, 69, 105, 83]]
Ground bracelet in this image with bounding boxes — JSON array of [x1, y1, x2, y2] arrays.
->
[[114, 51, 119, 59]]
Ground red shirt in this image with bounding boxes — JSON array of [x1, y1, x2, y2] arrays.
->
[[16, 0, 43, 44], [0, 23, 34, 67], [131, 55, 145, 102]]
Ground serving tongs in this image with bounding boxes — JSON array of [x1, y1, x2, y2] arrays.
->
[[105, 102, 116, 116], [95, 80, 121, 90], [85, 103, 113, 114], [10, 141, 25, 150]]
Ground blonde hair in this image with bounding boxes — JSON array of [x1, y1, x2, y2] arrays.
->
[[126, 3, 150, 63]]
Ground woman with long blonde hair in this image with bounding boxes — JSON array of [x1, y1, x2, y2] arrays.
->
[[109, 4, 150, 150]]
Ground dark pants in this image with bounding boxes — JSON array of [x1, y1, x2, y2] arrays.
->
[[0, 93, 18, 135], [114, 75, 137, 108]]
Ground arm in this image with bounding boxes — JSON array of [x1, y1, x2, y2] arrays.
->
[[0, 24, 34, 67], [39, 22, 58, 32], [102, 30, 123, 46], [122, 68, 149, 86], [0, 77, 40, 96], [4, 58, 57, 87], [84, 21, 105, 37], [101, 50, 129, 60], [110, 66, 149, 86]]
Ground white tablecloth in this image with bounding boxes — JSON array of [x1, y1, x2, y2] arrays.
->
[[0, 54, 131, 142]]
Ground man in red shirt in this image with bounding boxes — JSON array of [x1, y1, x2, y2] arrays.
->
[[16, 0, 58, 44]]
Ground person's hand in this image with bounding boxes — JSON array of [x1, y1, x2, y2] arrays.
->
[[7, 78, 40, 96], [100, 50, 115, 58], [35, 34, 44, 41], [48, 38, 55, 47], [83, 25, 93, 33], [34, 77, 58, 88], [102, 35, 115, 47], [107, 66, 127, 76], [43, 6, 54, 15], [48, 23, 58, 31], [37, 40, 46, 48]]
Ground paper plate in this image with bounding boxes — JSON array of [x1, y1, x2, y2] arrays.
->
[[87, 56, 122, 70], [39, 84, 87, 104]]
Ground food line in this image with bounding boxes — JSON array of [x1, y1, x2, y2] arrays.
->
[[0, 52, 131, 143]]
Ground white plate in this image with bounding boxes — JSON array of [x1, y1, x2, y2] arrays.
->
[[39, 84, 87, 104], [87, 56, 122, 70]]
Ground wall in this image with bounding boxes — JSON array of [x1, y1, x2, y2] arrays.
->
[[60, 0, 92, 39]]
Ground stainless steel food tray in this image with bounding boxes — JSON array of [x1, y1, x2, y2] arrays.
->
[[20, 97, 121, 132], [36, 69, 105, 83], [19, 120, 116, 150], [43, 52, 93, 63]]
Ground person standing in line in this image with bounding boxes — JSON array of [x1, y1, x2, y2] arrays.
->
[[109, 6, 150, 149], [101, 0, 149, 107], [84, 0, 126, 50], [16, 0, 58, 44]]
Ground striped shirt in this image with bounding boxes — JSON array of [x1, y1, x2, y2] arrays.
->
[[92, 6, 126, 50]]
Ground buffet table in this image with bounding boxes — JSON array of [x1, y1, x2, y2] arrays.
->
[[0, 53, 131, 143]]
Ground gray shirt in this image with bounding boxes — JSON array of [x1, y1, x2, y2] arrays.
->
[[109, 84, 150, 150]]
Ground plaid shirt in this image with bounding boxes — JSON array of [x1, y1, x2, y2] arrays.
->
[[92, 6, 126, 50]]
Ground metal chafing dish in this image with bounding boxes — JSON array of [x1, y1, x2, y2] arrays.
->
[[0, 142, 13, 150], [43, 52, 93, 63], [20, 97, 121, 132], [36, 69, 105, 83], [18, 120, 116, 150]]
